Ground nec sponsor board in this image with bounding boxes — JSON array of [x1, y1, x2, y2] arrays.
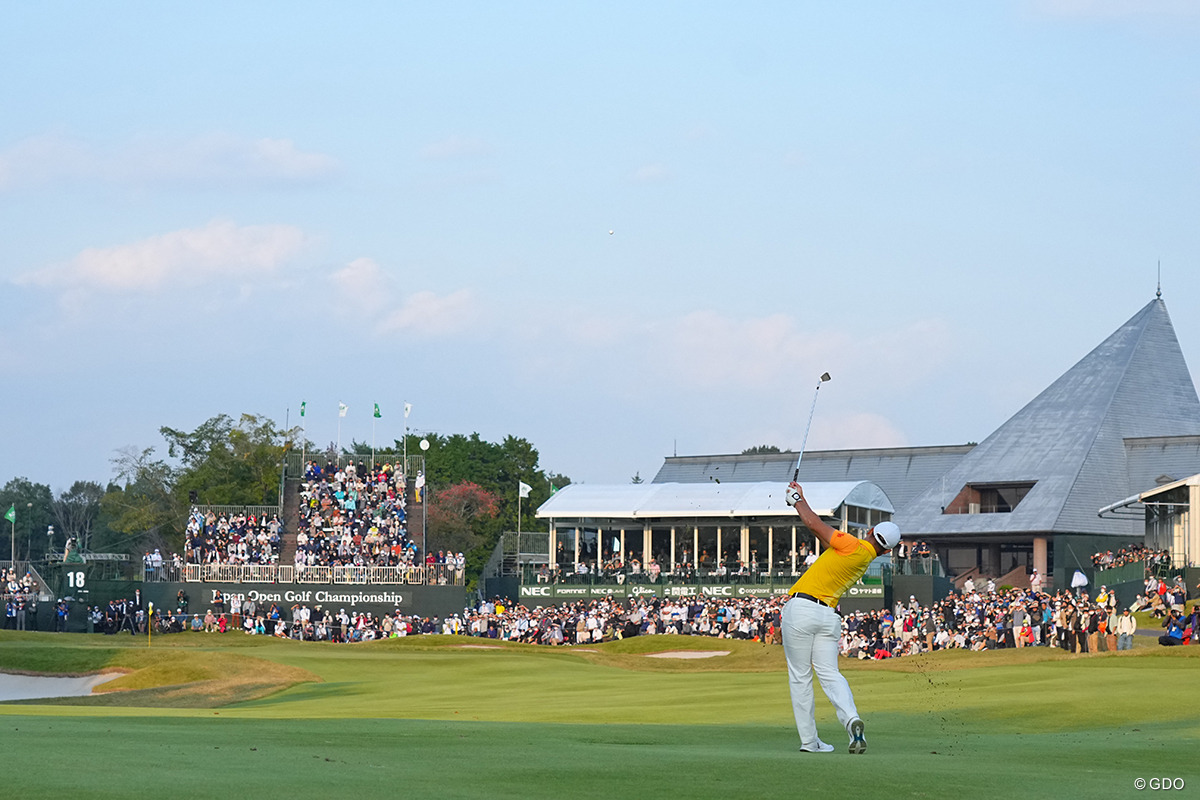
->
[[519, 584, 791, 601]]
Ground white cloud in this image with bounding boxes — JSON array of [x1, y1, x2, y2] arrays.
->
[[420, 135, 492, 160], [18, 219, 309, 292], [378, 289, 477, 336], [331, 257, 394, 318], [330, 257, 480, 338], [537, 308, 953, 394], [631, 163, 671, 183], [520, 307, 953, 454], [0, 132, 339, 192], [653, 310, 848, 388]]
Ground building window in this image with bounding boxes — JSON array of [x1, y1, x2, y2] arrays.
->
[[943, 482, 1036, 514]]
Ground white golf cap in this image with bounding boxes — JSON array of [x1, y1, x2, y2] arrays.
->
[[872, 521, 901, 549]]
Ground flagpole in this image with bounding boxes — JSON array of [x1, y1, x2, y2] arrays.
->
[[403, 401, 409, 479]]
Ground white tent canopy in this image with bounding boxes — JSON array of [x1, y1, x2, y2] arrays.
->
[[536, 480, 894, 520]]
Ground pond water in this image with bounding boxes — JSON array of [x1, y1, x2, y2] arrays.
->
[[0, 672, 119, 701]]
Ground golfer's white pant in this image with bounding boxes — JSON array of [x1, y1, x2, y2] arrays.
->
[[782, 596, 859, 747]]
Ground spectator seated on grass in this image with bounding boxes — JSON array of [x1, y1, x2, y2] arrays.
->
[[1159, 610, 1186, 646]]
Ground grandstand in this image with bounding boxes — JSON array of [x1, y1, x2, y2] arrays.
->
[[27, 452, 466, 632]]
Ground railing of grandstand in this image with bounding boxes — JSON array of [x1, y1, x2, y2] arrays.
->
[[518, 556, 933, 585], [1093, 560, 1149, 587], [170, 563, 457, 586], [1, 561, 52, 599], [335, 565, 369, 584], [893, 556, 945, 577], [296, 565, 332, 584], [147, 563, 184, 582], [192, 504, 282, 519], [2, 560, 32, 577], [521, 563, 806, 587]]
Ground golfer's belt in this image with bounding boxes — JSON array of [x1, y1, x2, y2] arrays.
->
[[791, 591, 832, 608]]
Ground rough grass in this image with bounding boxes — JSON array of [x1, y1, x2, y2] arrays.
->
[[0, 632, 318, 708]]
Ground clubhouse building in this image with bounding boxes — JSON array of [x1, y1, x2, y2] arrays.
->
[[537, 297, 1200, 591]]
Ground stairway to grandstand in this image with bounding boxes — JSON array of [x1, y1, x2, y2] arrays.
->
[[994, 564, 1031, 590], [279, 466, 302, 566], [951, 566, 981, 592]]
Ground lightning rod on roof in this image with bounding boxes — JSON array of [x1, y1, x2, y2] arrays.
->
[[1157, 260, 1162, 299]]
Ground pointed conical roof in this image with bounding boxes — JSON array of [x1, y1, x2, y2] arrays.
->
[[895, 298, 1200, 537]]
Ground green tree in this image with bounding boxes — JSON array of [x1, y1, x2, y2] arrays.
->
[[52, 480, 104, 553], [0, 477, 55, 561], [101, 413, 293, 551], [394, 431, 570, 578], [741, 445, 787, 455], [101, 446, 177, 544], [164, 413, 290, 506]]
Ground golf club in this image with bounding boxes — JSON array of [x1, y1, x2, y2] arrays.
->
[[793, 372, 831, 481]]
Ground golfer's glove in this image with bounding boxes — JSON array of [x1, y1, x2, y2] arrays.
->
[[785, 486, 802, 507]]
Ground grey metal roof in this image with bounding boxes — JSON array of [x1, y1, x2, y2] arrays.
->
[[1124, 435, 1200, 492], [653, 445, 973, 508], [536, 480, 894, 521], [895, 298, 1200, 538]]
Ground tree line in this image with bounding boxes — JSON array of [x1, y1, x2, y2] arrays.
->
[[2, 413, 571, 581]]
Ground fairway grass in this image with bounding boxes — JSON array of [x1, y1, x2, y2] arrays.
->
[[2, 632, 1198, 798]]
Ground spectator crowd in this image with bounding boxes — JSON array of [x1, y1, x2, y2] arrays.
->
[[295, 459, 417, 570], [1091, 544, 1172, 571], [185, 509, 283, 566]]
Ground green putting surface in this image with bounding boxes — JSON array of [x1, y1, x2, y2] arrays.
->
[[2, 632, 1197, 798]]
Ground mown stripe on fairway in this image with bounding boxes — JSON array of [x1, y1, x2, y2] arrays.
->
[[2, 715, 1195, 800]]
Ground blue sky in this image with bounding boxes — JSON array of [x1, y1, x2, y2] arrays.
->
[[3, 1, 1199, 493]]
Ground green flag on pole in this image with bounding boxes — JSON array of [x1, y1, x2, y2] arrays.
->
[[300, 401, 306, 417], [4, 504, 14, 523], [374, 403, 382, 418]]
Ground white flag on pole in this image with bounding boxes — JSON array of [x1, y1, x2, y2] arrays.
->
[[404, 402, 413, 418], [1070, 569, 1088, 588], [338, 403, 348, 418], [518, 481, 532, 498]]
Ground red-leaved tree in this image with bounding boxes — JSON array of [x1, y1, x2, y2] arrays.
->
[[426, 481, 500, 555]]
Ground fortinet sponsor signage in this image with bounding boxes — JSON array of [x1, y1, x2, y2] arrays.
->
[[517, 584, 791, 601]]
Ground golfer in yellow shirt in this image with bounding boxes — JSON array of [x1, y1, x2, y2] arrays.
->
[[783, 481, 901, 754]]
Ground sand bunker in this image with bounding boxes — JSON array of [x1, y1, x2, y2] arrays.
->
[[0, 672, 120, 702], [644, 650, 731, 659]]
